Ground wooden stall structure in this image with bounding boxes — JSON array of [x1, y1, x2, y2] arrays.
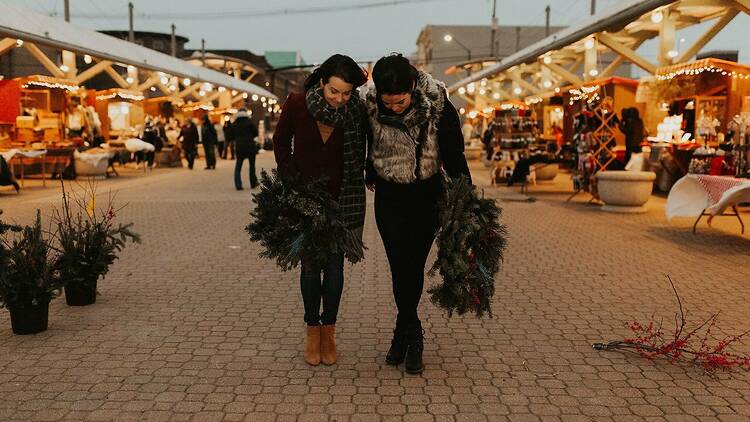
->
[[94, 89, 145, 140]]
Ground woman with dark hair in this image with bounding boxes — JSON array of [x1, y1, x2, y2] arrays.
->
[[273, 53, 369, 367], [365, 53, 471, 374], [618, 107, 645, 164]]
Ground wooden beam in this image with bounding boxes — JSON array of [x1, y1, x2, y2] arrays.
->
[[23, 42, 65, 78], [597, 32, 657, 74], [0, 38, 17, 56], [731, 0, 750, 14], [542, 61, 584, 86], [74, 60, 113, 83], [601, 38, 647, 77], [104, 66, 130, 88], [508, 72, 541, 95], [676, 10, 739, 63], [137, 73, 161, 91], [178, 83, 202, 99], [658, 10, 677, 66]]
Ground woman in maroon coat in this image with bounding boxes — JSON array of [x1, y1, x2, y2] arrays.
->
[[273, 54, 368, 367]]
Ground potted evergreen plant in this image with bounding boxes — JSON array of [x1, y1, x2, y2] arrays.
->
[[53, 185, 140, 306], [0, 211, 63, 335]]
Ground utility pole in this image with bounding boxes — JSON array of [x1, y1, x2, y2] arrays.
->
[[170, 24, 176, 57], [591, 0, 596, 15], [201, 38, 206, 65], [490, 0, 498, 57], [128, 2, 134, 42], [64, 0, 70, 22], [545, 5, 551, 37]]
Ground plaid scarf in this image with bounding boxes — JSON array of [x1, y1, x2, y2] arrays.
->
[[305, 85, 367, 239]]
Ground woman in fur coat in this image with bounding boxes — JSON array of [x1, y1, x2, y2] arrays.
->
[[365, 54, 471, 374]]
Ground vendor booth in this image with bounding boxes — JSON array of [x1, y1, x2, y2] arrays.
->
[[94, 89, 145, 140]]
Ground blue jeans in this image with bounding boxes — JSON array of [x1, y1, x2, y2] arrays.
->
[[300, 255, 344, 326], [234, 154, 258, 189]]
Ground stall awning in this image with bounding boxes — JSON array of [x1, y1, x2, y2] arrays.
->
[[0, 3, 276, 100], [449, 0, 678, 92]]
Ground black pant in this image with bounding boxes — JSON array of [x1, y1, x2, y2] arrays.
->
[[217, 141, 226, 159], [300, 255, 344, 326], [185, 148, 197, 169], [375, 175, 441, 327], [204, 143, 216, 168], [227, 140, 236, 159], [234, 154, 258, 189]]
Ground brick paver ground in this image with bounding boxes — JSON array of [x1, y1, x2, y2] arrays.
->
[[1, 153, 749, 421]]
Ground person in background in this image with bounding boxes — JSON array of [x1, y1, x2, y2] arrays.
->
[[618, 107, 645, 164], [201, 114, 218, 170], [231, 108, 259, 189], [178, 119, 199, 170], [224, 117, 235, 160], [462, 118, 474, 144], [215, 117, 227, 159]]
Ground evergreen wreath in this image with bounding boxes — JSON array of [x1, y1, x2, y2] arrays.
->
[[428, 176, 508, 318], [245, 170, 365, 271]]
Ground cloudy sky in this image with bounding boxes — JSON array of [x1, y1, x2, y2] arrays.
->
[[7, 0, 750, 68]]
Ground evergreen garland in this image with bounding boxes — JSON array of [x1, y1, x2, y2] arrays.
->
[[245, 170, 365, 271], [428, 176, 508, 318]]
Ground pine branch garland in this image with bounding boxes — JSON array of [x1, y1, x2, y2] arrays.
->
[[246, 170, 365, 271], [428, 176, 508, 318]]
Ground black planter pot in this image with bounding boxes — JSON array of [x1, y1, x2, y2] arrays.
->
[[64, 280, 97, 306], [8, 301, 49, 335]]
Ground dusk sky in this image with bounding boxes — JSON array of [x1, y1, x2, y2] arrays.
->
[[7, 0, 750, 69]]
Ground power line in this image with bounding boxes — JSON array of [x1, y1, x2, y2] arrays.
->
[[61, 0, 454, 20]]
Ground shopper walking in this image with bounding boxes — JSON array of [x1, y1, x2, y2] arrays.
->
[[618, 107, 645, 164], [178, 119, 199, 170], [201, 114, 218, 170], [224, 118, 235, 160], [215, 118, 227, 159], [365, 53, 470, 374], [231, 109, 259, 189], [274, 54, 369, 366]]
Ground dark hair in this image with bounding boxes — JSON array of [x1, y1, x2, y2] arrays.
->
[[303, 54, 368, 91], [372, 53, 418, 95]]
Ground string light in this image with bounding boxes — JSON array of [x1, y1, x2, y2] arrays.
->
[[525, 96, 543, 105], [458, 86, 466, 95], [95, 91, 145, 101], [655, 59, 750, 81], [22, 78, 79, 92], [15, 39, 23, 47], [83, 55, 92, 64], [568, 84, 601, 105]]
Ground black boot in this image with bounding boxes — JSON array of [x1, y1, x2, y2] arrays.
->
[[385, 322, 407, 365], [404, 321, 424, 374]]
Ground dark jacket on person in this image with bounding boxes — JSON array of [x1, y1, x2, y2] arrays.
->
[[618, 108, 645, 151], [179, 123, 199, 151], [231, 111, 259, 157], [201, 121, 218, 146], [223, 121, 233, 143], [274, 92, 360, 197]]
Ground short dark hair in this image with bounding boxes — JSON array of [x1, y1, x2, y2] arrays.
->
[[303, 54, 368, 91], [372, 53, 418, 95]]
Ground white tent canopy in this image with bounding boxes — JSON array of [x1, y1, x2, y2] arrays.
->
[[0, 2, 276, 100]]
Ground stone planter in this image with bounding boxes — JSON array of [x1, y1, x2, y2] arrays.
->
[[531, 163, 559, 181], [596, 170, 656, 213]]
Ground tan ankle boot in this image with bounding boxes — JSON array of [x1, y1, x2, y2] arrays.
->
[[320, 324, 337, 365], [304, 325, 321, 366]]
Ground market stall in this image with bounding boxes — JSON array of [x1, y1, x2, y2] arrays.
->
[[94, 88, 145, 141]]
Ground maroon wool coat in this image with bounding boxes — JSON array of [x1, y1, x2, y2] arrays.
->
[[273, 93, 346, 197]]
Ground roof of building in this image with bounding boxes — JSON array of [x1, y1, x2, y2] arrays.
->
[[99, 30, 189, 43], [264, 51, 306, 69], [0, 3, 276, 99]]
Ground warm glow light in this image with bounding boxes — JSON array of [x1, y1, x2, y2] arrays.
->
[[231, 90, 238, 96], [459, 107, 465, 114], [554, 87, 561, 93], [480, 79, 487, 87], [543, 55, 552, 64], [584, 39, 595, 50], [242, 92, 249, 99], [150, 86, 156, 92], [588, 69, 599, 77], [60, 64, 70, 72], [651, 10, 663, 24], [543, 80, 552, 88], [218, 86, 226, 92], [182, 78, 191, 86], [160, 76, 169, 85], [513, 87, 522, 95], [667, 50, 679, 58], [493, 92, 501, 100], [458, 87, 466, 95], [444, 34, 453, 42], [83, 54, 92, 64], [261, 96, 267, 102], [479, 88, 486, 95], [466, 83, 475, 93], [199, 90, 206, 97], [126, 77, 134, 84], [468, 110, 478, 118], [251, 94, 259, 101], [15, 39, 23, 47]]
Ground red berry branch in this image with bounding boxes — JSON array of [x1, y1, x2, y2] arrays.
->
[[593, 275, 750, 373]]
